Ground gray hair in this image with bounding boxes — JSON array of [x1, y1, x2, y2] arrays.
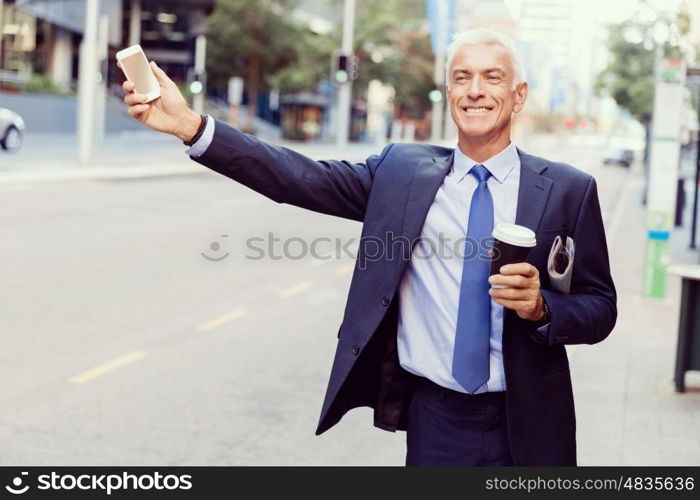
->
[[445, 28, 526, 90]]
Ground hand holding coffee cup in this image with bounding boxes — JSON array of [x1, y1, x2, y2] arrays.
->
[[489, 223, 537, 276], [488, 223, 545, 322]]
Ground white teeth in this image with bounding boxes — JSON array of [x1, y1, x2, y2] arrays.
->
[[465, 107, 489, 113]]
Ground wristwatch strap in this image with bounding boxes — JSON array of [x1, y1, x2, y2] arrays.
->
[[538, 296, 551, 326], [183, 114, 207, 146]]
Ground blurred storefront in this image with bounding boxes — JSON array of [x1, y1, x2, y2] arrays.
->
[[280, 92, 326, 141], [279, 92, 368, 142], [121, 0, 215, 84], [0, 0, 214, 91]]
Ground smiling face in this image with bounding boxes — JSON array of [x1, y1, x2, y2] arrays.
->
[[446, 41, 527, 160]]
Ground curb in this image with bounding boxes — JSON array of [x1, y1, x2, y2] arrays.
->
[[0, 163, 206, 188]]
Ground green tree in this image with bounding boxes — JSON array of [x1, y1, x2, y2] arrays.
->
[[332, 0, 433, 119], [206, 0, 334, 131], [595, 3, 689, 148]]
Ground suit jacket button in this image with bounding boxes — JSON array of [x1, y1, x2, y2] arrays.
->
[[351, 344, 360, 355], [382, 296, 390, 306]]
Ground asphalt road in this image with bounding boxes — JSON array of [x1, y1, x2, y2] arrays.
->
[[0, 137, 631, 465]]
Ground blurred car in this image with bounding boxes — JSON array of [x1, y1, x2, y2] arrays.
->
[[0, 107, 25, 153], [603, 148, 634, 167]]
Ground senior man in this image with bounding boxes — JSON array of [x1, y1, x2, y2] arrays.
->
[[121, 28, 616, 466]]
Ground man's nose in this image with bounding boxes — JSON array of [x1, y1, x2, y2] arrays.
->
[[467, 77, 485, 99]]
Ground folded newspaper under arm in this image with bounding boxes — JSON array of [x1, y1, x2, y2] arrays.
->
[[547, 235, 574, 294]]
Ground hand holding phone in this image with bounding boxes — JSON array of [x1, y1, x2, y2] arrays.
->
[[117, 45, 201, 141], [116, 45, 161, 101]]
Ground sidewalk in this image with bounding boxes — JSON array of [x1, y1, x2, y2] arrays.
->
[[0, 133, 384, 189], [573, 173, 700, 465]]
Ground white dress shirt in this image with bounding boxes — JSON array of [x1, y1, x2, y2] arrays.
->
[[185, 115, 215, 158], [397, 143, 520, 394]]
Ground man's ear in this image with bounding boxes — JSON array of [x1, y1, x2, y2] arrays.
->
[[513, 81, 528, 113]]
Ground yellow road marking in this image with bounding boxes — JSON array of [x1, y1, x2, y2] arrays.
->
[[334, 263, 355, 276], [69, 351, 147, 384], [279, 281, 313, 298], [196, 308, 247, 332]]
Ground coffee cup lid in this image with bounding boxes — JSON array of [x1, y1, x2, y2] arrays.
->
[[492, 223, 536, 247]]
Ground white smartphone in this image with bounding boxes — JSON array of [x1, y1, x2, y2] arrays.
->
[[116, 44, 161, 102]]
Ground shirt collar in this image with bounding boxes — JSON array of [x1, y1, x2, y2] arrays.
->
[[452, 142, 519, 184]]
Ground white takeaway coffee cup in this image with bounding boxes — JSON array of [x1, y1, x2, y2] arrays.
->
[[489, 223, 537, 275]]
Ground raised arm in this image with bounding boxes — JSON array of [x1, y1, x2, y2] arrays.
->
[[192, 119, 392, 221], [121, 61, 389, 222]]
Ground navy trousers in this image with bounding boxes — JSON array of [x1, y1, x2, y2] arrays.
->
[[405, 377, 514, 466]]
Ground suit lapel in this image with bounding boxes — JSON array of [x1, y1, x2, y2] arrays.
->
[[514, 149, 552, 233], [395, 148, 552, 282], [400, 149, 553, 240], [400, 151, 453, 241], [395, 152, 453, 278]]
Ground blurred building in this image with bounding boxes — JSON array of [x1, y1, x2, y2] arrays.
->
[[0, 0, 214, 91], [516, 0, 591, 117], [454, 0, 516, 38], [445, 0, 614, 131], [516, 0, 574, 68], [449, 0, 516, 140]]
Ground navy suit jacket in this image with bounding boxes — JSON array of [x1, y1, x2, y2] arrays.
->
[[191, 119, 617, 466]]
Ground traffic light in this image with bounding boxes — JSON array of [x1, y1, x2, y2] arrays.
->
[[334, 54, 349, 84], [189, 72, 203, 94], [428, 88, 443, 103], [333, 53, 359, 85], [187, 68, 206, 95]]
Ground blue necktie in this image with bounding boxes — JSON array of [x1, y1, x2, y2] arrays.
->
[[452, 164, 493, 393]]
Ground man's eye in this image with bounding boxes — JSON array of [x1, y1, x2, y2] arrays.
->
[[488, 76, 501, 82]]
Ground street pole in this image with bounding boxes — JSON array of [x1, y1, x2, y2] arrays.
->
[[643, 57, 685, 298], [128, 0, 141, 46], [95, 13, 108, 143], [691, 99, 700, 251], [430, 0, 447, 144], [0, 0, 5, 71], [336, 0, 355, 148], [77, 0, 100, 165], [687, 68, 700, 253], [193, 34, 206, 115]]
